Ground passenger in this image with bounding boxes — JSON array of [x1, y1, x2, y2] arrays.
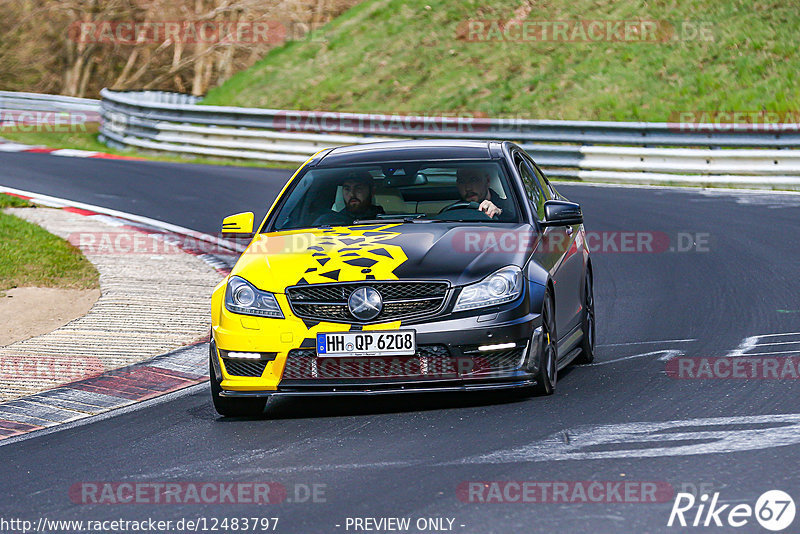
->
[[315, 171, 385, 225], [454, 166, 511, 220]]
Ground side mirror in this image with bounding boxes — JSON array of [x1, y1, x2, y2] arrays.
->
[[541, 200, 583, 227], [221, 212, 254, 235]]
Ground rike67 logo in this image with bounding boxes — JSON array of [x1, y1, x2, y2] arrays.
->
[[668, 490, 796, 531]]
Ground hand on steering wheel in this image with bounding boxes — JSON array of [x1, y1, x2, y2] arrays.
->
[[438, 201, 481, 213], [438, 201, 494, 220]]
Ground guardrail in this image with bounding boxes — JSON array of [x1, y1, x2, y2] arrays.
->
[[6, 89, 800, 187], [551, 145, 800, 187], [0, 91, 100, 113], [98, 89, 800, 187], [99, 89, 800, 147]]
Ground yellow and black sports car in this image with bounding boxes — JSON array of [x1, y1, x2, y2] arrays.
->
[[210, 140, 594, 416]]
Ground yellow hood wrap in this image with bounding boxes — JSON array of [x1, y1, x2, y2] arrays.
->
[[233, 224, 409, 293]]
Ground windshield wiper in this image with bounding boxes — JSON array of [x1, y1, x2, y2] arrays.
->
[[351, 216, 430, 224]]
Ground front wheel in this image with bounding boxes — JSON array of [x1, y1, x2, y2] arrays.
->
[[574, 269, 595, 365], [532, 290, 557, 395], [209, 343, 267, 417]]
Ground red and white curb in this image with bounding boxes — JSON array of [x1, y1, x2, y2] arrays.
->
[[0, 188, 243, 441], [0, 138, 142, 160], [0, 343, 208, 441]]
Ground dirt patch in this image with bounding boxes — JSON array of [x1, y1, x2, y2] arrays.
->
[[0, 287, 100, 347]]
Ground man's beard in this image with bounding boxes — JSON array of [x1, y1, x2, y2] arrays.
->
[[347, 199, 368, 213]]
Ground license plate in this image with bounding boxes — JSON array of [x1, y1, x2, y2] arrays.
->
[[316, 330, 416, 357]]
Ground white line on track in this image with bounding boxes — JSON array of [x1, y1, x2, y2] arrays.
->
[[753, 332, 800, 338], [588, 349, 683, 366], [726, 336, 760, 357], [449, 413, 800, 464], [224, 412, 800, 472], [726, 332, 800, 357], [597, 339, 696, 347], [734, 350, 800, 356]]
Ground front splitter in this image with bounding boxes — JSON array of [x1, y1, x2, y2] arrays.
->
[[219, 379, 536, 397]]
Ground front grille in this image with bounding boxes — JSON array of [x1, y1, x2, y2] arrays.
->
[[382, 300, 441, 315], [282, 345, 456, 380], [377, 283, 447, 300], [287, 285, 345, 302], [292, 303, 351, 320], [286, 282, 448, 323], [280, 345, 525, 381], [222, 358, 268, 377], [459, 348, 526, 375]]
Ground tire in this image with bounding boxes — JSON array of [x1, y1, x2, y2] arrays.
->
[[532, 289, 557, 395], [574, 269, 595, 365], [209, 342, 267, 417]]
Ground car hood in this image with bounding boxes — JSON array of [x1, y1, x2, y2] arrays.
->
[[231, 223, 536, 293]]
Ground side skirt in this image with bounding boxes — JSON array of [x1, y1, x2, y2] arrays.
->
[[556, 324, 584, 369]]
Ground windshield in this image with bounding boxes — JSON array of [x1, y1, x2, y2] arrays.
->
[[271, 160, 521, 231]]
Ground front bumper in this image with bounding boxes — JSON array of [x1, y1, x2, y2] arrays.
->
[[213, 288, 544, 397]]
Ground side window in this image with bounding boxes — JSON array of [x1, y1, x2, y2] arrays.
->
[[515, 155, 546, 220], [528, 158, 556, 200], [515, 155, 539, 203]]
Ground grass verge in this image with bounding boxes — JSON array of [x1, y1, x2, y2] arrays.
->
[[203, 0, 799, 121], [0, 194, 99, 292]]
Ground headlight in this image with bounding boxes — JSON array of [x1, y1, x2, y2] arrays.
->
[[453, 266, 523, 312], [224, 276, 284, 318]]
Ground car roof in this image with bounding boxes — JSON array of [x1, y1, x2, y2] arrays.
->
[[314, 139, 504, 167]]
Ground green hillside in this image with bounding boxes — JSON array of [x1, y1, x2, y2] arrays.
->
[[202, 0, 799, 121]]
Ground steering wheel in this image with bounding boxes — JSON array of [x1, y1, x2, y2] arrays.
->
[[438, 201, 481, 213]]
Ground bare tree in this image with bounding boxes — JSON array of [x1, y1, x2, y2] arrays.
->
[[0, 0, 361, 97]]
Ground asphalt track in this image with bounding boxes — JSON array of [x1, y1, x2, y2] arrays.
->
[[2, 151, 800, 533]]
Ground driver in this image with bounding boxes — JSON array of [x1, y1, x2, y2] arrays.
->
[[455, 166, 510, 219], [315, 170, 385, 225]]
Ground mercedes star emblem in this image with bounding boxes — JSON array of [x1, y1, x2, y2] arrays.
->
[[348, 286, 383, 321]]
